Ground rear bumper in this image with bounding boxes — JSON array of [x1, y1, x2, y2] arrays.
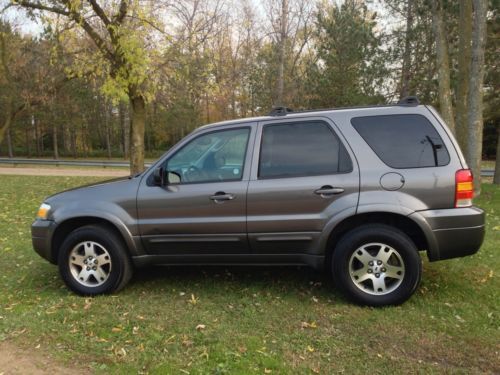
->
[[31, 219, 57, 264], [411, 207, 485, 261]]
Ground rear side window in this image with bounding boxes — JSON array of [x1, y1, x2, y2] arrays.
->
[[351, 114, 450, 168], [259, 121, 352, 179]]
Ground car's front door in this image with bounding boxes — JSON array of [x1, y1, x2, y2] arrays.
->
[[137, 125, 255, 255], [247, 117, 359, 254]]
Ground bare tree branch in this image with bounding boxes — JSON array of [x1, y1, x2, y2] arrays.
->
[[87, 0, 111, 26], [13, 0, 69, 16]]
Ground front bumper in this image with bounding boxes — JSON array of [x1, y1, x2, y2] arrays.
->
[[31, 219, 57, 264], [412, 207, 485, 261]]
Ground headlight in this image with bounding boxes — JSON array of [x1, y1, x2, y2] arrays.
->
[[36, 203, 51, 220]]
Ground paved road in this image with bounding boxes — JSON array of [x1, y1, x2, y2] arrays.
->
[[0, 167, 129, 177]]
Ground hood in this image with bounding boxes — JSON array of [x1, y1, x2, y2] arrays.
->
[[45, 175, 140, 203]]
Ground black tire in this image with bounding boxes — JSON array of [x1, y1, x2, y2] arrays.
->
[[58, 225, 133, 295], [332, 224, 422, 307]]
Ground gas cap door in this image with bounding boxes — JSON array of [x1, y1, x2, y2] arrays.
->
[[380, 172, 405, 191]]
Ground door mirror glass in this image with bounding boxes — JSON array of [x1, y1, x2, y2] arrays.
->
[[167, 171, 181, 184]]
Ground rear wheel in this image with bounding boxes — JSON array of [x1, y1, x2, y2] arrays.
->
[[58, 225, 133, 295], [332, 224, 422, 306]]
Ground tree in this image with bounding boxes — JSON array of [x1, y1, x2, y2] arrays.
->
[[455, 0, 472, 154], [467, 0, 488, 194], [306, 0, 386, 107], [431, 0, 456, 133], [14, 0, 163, 174]]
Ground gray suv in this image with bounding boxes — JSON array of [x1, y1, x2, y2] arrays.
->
[[31, 98, 485, 306]]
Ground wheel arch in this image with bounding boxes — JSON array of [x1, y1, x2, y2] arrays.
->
[[51, 216, 138, 264], [324, 212, 432, 267]]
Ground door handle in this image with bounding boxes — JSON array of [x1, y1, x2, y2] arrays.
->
[[314, 185, 345, 196], [209, 192, 235, 202]]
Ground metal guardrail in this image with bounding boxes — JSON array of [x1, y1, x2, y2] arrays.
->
[[0, 158, 495, 176], [0, 158, 152, 168]]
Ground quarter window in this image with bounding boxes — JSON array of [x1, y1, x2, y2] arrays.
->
[[351, 114, 450, 168], [259, 121, 352, 179]]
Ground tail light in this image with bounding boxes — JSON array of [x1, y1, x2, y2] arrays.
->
[[455, 169, 473, 207]]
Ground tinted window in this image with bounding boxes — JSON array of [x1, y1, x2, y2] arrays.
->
[[259, 121, 352, 179], [167, 128, 250, 183], [351, 114, 450, 168]]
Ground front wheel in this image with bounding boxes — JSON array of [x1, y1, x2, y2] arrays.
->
[[58, 225, 133, 295], [332, 224, 422, 306]]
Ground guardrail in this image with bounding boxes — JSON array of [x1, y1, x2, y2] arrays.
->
[[0, 158, 152, 168], [0, 157, 495, 176]]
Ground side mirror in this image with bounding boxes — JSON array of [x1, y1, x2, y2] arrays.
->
[[153, 167, 165, 186], [166, 171, 181, 184]]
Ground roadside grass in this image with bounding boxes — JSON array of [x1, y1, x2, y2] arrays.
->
[[0, 175, 498, 374]]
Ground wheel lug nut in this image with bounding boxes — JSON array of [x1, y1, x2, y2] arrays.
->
[[375, 273, 380, 278], [381, 268, 386, 272], [367, 269, 373, 273], [368, 261, 374, 266], [377, 260, 382, 265], [86, 266, 90, 271]]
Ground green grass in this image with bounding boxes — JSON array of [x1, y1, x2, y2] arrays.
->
[[0, 176, 498, 373]]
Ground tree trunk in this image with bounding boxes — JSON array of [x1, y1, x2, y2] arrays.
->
[[456, 0, 473, 155], [52, 121, 59, 159], [432, 0, 456, 133], [129, 94, 146, 174], [466, 0, 488, 195], [119, 102, 129, 160], [400, 0, 413, 99], [494, 128, 500, 185], [6, 127, 13, 158], [276, 0, 288, 106], [35, 117, 41, 157], [25, 124, 31, 157], [105, 103, 112, 159]]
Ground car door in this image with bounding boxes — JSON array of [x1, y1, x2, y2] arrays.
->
[[137, 125, 255, 255], [247, 117, 359, 254]]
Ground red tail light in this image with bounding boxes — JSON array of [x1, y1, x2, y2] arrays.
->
[[455, 169, 473, 207]]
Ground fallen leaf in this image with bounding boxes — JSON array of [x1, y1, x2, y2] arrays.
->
[[196, 324, 206, 331], [189, 294, 198, 305], [301, 321, 317, 329], [264, 369, 272, 374], [112, 326, 123, 333], [307, 345, 315, 352]]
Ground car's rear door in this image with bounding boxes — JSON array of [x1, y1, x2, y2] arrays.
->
[[247, 116, 359, 254]]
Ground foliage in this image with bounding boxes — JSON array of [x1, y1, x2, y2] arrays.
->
[[0, 175, 498, 372], [305, 0, 387, 107]]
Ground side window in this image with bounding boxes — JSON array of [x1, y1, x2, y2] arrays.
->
[[351, 114, 450, 168], [259, 121, 352, 179], [166, 128, 250, 184]]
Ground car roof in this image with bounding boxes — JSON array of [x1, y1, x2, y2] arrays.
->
[[195, 103, 427, 132]]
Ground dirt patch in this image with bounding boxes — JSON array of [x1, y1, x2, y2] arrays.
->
[[0, 167, 128, 177], [0, 341, 88, 374]]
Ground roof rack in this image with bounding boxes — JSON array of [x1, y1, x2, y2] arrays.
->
[[268, 106, 293, 116], [397, 96, 419, 106], [265, 97, 420, 117]]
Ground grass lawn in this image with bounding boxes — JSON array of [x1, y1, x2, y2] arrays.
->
[[0, 176, 498, 373]]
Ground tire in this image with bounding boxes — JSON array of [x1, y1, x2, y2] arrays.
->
[[332, 224, 422, 307], [58, 225, 133, 295]]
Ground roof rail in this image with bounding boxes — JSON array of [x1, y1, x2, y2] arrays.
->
[[397, 96, 420, 106], [268, 106, 293, 116]]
